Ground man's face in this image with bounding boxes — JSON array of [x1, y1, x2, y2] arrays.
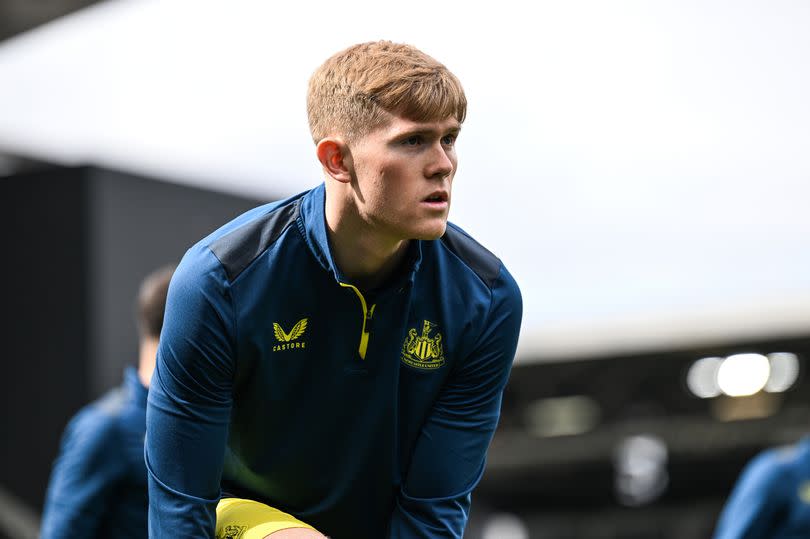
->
[[347, 115, 460, 242]]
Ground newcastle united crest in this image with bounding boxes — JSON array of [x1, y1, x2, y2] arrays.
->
[[401, 319, 445, 370]]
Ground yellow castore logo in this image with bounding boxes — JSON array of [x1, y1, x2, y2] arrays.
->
[[272, 318, 308, 352], [401, 319, 445, 370]]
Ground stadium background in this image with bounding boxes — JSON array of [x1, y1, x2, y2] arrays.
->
[[1, 1, 809, 537]]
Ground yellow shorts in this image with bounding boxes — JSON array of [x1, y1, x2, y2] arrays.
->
[[215, 498, 316, 539]]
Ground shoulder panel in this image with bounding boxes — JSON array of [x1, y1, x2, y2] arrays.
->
[[210, 199, 300, 282], [440, 223, 502, 288]]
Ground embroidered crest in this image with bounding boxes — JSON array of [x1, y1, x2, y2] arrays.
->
[[217, 525, 247, 539], [401, 320, 445, 370]]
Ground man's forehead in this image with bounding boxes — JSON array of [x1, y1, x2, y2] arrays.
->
[[384, 115, 461, 134]]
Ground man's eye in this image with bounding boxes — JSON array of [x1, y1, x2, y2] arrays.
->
[[403, 136, 422, 146], [442, 134, 456, 145]]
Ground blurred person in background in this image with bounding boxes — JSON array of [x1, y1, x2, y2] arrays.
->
[[146, 40, 522, 539], [40, 264, 174, 539], [714, 437, 810, 538]]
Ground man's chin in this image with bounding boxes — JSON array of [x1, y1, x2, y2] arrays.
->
[[412, 222, 448, 241]]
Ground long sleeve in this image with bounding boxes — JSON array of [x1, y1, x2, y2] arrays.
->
[[713, 450, 787, 539], [40, 410, 125, 538], [145, 252, 237, 537], [389, 265, 522, 538]]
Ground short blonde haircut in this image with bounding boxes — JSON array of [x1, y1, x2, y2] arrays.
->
[[307, 41, 467, 144]]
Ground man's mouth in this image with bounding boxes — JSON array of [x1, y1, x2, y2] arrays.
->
[[423, 192, 449, 203]]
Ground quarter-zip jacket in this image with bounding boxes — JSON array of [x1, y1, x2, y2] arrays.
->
[[42, 368, 149, 539], [714, 437, 810, 539], [145, 183, 522, 538]]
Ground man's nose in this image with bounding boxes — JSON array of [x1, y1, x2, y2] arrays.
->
[[425, 144, 454, 179]]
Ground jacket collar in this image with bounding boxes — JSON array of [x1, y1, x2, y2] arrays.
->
[[124, 366, 149, 409], [299, 183, 422, 290]]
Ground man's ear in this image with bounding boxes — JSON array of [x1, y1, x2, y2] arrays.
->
[[316, 138, 352, 183]]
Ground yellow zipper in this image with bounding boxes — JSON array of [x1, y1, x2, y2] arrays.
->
[[339, 282, 377, 359]]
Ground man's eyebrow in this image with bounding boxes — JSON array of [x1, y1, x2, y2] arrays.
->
[[393, 125, 462, 138]]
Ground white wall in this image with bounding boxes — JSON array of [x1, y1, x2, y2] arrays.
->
[[1, 0, 808, 361]]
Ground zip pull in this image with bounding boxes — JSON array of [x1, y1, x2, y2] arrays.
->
[[339, 282, 376, 360], [358, 303, 376, 359]]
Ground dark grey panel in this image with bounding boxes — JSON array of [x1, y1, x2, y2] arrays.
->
[[440, 223, 501, 287]]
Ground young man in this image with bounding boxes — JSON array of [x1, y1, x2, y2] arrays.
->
[[40, 265, 174, 538], [146, 41, 522, 538], [714, 437, 810, 538]]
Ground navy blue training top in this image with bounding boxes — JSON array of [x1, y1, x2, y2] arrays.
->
[[145, 184, 523, 538], [715, 437, 810, 539], [41, 367, 149, 539]]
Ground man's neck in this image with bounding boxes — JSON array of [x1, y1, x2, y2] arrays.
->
[[138, 337, 158, 388], [325, 192, 409, 292]]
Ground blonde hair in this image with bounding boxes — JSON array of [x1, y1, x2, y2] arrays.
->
[[307, 41, 467, 144]]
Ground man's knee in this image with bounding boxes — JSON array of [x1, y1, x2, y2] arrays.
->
[[217, 497, 325, 538]]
